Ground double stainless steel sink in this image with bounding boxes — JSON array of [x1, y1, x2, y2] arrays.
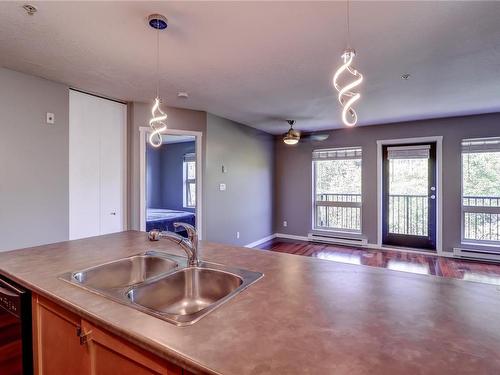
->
[[60, 251, 262, 325]]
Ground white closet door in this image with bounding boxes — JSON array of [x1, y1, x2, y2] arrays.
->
[[69, 91, 101, 240], [99, 99, 126, 235], [69, 91, 126, 240]]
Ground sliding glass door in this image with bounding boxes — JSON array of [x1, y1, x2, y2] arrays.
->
[[382, 143, 437, 250]]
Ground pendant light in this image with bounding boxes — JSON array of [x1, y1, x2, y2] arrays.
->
[[283, 120, 300, 145], [333, 1, 363, 127], [148, 14, 168, 148]]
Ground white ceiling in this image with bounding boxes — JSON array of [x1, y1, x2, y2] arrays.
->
[[1, 1, 500, 134]]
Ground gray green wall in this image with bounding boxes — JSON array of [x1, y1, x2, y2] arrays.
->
[[130, 107, 275, 246], [274, 112, 500, 253], [205, 114, 274, 246], [0, 68, 69, 251]]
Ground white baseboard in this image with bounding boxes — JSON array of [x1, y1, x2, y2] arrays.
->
[[308, 232, 368, 246], [366, 243, 455, 258], [454, 247, 500, 262], [244, 234, 276, 248], [275, 233, 309, 241]]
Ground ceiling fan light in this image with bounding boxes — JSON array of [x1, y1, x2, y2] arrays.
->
[[283, 129, 300, 145], [283, 136, 299, 145]]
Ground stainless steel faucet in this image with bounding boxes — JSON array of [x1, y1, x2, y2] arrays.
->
[[148, 222, 199, 267]]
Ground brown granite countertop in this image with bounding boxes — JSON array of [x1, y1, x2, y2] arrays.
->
[[1, 231, 500, 374]]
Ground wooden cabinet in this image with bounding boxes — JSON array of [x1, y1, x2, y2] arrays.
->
[[32, 295, 182, 375], [32, 295, 89, 375], [81, 320, 181, 375]]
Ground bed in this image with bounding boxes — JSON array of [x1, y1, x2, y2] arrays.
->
[[146, 208, 196, 233]]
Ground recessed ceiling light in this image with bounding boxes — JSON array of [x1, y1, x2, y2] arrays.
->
[[177, 92, 189, 99], [401, 73, 411, 80], [22, 4, 37, 16]]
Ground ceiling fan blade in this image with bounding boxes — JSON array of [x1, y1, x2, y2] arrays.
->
[[301, 133, 330, 142]]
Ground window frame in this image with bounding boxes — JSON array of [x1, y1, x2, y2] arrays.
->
[[312, 147, 363, 235], [183, 159, 196, 209], [461, 137, 500, 247]]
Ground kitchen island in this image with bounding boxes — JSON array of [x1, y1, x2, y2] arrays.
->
[[0, 231, 499, 374]]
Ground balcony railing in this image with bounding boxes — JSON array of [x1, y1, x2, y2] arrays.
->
[[315, 193, 500, 244], [315, 193, 362, 232], [388, 194, 428, 236], [315, 193, 430, 235], [463, 195, 500, 243]]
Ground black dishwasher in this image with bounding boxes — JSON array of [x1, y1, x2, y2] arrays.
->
[[0, 275, 33, 375]]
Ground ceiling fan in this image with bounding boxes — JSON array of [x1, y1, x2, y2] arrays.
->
[[282, 120, 329, 145]]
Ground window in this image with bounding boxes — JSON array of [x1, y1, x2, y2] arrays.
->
[[462, 137, 500, 245], [313, 147, 362, 233], [183, 153, 196, 208]]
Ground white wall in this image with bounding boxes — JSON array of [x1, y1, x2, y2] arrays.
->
[[0, 68, 69, 251]]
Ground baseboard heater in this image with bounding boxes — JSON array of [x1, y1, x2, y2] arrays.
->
[[453, 247, 500, 263], [308, 233, 368, 247]]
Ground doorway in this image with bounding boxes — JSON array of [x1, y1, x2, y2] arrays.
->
[[380, 141, 438, 250], [139, 128, 203, 239]]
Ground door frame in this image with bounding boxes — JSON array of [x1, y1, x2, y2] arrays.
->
[[376, 136, 443, 255], [139, 127, 203, 240]]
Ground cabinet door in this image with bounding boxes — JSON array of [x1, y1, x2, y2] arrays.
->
[[32, 295, 89, 375], [81, 320, 181, 375]]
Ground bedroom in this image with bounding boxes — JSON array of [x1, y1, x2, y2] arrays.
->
[[145, 134, 198, 237]]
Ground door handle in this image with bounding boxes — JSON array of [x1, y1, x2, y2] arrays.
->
[[0, 285, 18, 298], [110, 212, 116, 216]]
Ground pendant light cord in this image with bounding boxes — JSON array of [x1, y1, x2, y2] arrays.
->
[[346, 0, 351, 48], [156, 20, 160, 99]]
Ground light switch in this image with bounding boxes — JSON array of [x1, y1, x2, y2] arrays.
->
[[46, 112, 55, 124], [222, 165, 227, 173], [219, 183, 226, 191]]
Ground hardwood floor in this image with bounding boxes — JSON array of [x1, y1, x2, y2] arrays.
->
[[256, 238, 500, 286]]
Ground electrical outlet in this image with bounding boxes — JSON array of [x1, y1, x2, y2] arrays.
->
[[236, 231, 240, 239], [46, 112, 55, 124], [283, 220, 288, 227], [219, 183, 226, 191]]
